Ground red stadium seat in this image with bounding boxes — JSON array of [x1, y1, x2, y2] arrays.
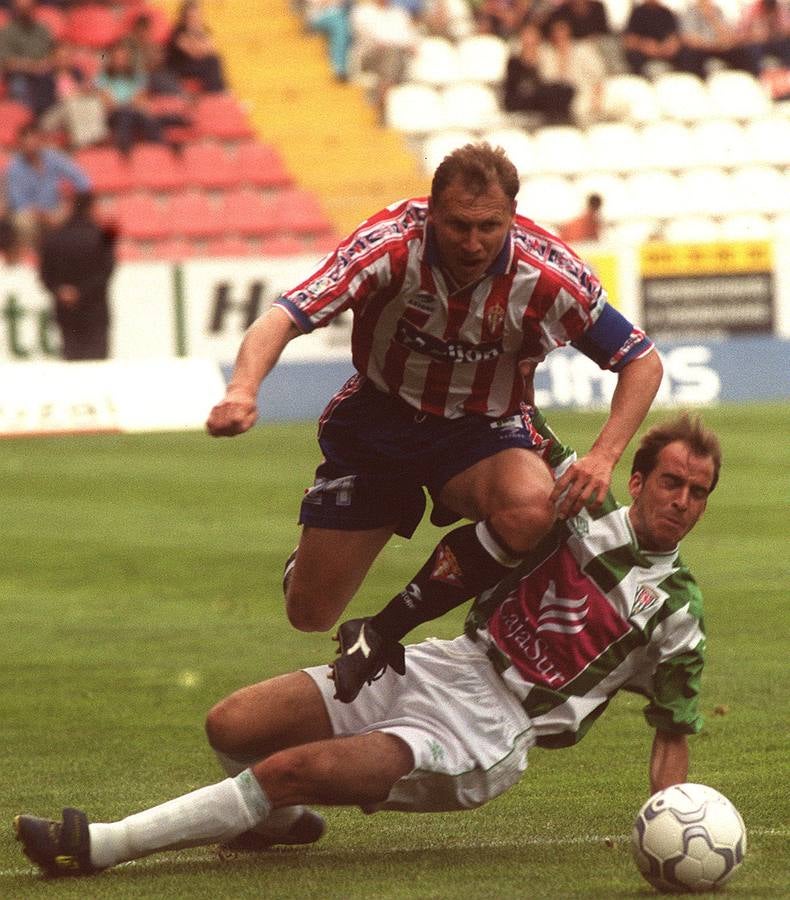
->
[[269, 188, 333, 236], [233, 141, 293, 189], [219, 188, 280, 237], [0, 100, 32, 147], [182, 142, 241, 190], [65, 5, 127, 49], [129, 142, 187, 192], [34, 5, 67, 40], [205, 234, 257, 257], [194, 95, 255, 141], [113, 194, 172, 240], [166, 190, 224, 239], [75, 146, 134, 194], [259, 235, 313, 256], [155, 236, 202, 260]]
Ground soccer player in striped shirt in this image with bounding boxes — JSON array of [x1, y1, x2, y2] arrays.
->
[[206, 142, 662, 672], [14, 412, 720, 875]]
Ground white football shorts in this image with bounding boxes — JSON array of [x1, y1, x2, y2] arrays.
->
[[303, 634, 535, 813]]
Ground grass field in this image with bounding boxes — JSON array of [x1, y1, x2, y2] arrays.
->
[[1, 403, 788, 899]]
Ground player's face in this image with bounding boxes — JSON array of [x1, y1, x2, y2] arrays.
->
[[628, 441, 715, 552], [429, 177, 515, 288]]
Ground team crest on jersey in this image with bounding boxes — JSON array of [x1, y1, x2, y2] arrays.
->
[[631, 585, 660, 617], [431, 543, 464, 585], [486, 304, 506, 334]]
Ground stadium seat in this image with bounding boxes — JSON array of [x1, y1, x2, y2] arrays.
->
[[586, 122, 645, 174], [182, 142, 241, 190], [268, 188, 334, 236], [771, 213, 790, 237], [154, 236, 202, 260], [531, 126, 589, 176], [640, 121, 701, 172], [718, 214, 774, 240], [456, 34, 509, 84], [654, 72, 710, 122], [742, 116, 790, 167], [688, 119, 750, 169], [194, 95, 255, 141], [0, 100, 32, 147], [707, 70, 772, 120], [421, 130, 476, 173], [233, 141, 293, 189], [481, 128, 535, 176], [129, 143, 188, 192], [259, 235, 312, 256], [574, 172, 633, 222], [607, 218, 660, 245], [385, 84, 445, 134], [441, 83, 501, 131], [518, 175, 584, 226], [601, 74, 659, 124], [623, 170, 685, 220], [675, 167, 736, 217], [219, 188, 280, 237], [74, 146, 134, 194], [729, 166, 790, 215], [662, 216, 721, 243], [167, 191, 224, 239], [408, 37, 461, 87], [34, 4, 66, 40], [205, 234, 257, 257], [113, 194, 172, 240], [64, 4, 127, 50]]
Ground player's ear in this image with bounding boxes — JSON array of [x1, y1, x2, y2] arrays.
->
[[628, 471, 644, 502]]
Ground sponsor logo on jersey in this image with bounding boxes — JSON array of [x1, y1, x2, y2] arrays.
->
[[407, 292, 437, 314], [395, 319, 504, 364], [431, 543, 464, 585], [536, 581, 589, 634], [631, 584, 660, 617]]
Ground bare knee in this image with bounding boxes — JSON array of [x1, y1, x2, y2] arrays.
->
[[489, 496, 556, 556], [285, 582, 350, 632], [205, 693, 248, 755]]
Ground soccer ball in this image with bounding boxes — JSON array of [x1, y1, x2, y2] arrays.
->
[[631, 783, 746, 893]]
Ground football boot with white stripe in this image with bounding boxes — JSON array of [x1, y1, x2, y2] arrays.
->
[[330, 617, 406, 703]]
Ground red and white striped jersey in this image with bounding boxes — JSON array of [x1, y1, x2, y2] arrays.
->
[[275, 197, 653, 419]]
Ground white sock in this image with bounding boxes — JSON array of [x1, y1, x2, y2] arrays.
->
[[88, 771, 270, 869], [214, 749, 304, 835]]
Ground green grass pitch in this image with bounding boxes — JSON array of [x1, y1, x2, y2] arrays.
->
[[1, 403, 788, 898]]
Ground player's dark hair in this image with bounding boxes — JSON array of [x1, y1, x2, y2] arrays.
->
[[632, 413, 722, 492], [431, 142, 520, 204]]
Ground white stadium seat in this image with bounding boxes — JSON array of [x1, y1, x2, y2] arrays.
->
[[531, 126, 590, 176], [607, 218, 661, 245], [586, 122, 645, 173], [662, 216, 722, 243], [718, 214, 774, 240], [676, 167, 738, 217], [421, 130, 476, 172], [441, 83, 502, 130], [742, 116, 790, 167], [688, 119, 751, 169], [518, 175, 584, 225], [729, 166, 790, 215], [707, 70, 772, 120], [654, 72, 710, 122], [385, 84, 445, 135], [456, 34, 509, 84], [771, 213, 790, 237], [624, 170, 685, 219], [601, 74, 660, 124], [640, 121, 701, 171], [574, 172, 634, 222], [409, 37, 462, 87], [482, 127, 536, 176]]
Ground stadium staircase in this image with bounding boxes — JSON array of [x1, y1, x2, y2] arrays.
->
[[176, 0, 430, 235]]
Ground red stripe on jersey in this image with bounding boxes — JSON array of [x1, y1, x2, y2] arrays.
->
[[464, 273, 516, 415], [520, 270, 561, 360], [559, 304, 589, 343]]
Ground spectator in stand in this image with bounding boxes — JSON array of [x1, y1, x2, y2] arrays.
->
[[622, 0, 685, 77], [559, 192, 603, 242], [4, 121, 91, 248], [165, 0, 227, 93], [421, 0, 475, 41], [0, 0, 56, 118], [123, 11, 165, 75], [543, 0, 626, 73], [351, 0, 420, 122], [473, 0, 531, 39], [680, 0, 754, 77], [38, 190, 117, 361], [736, 0, 790, 73], [39, 43, 108, 149], [96, 41, 163, 156], [304, 0, 352, 82], [503, 21, 575, 123], [540, 17, 607, 126]]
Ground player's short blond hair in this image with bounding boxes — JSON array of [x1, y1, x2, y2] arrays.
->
[[431, 143, 520, 205]]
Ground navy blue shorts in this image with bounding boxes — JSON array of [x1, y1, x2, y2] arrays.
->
[[299, 378, 548, 539]]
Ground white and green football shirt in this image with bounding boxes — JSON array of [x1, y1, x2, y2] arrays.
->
[[465, 412, 706, 749]]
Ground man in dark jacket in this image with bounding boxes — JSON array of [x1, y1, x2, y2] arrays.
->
[[38, 191, 117, 360]]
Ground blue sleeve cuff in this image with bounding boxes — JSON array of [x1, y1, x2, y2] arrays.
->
[[572, 303, 653, 371], [273, 297, 314, 334]]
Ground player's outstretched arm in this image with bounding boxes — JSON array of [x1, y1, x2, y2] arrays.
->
[[650, 730, 689, 794], [551, 350, 663, 518], [206, 306, 302, 437]]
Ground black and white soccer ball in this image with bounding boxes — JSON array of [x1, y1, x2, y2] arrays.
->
[[631, 783, 746, 893]]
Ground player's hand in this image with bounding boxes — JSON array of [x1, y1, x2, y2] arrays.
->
[[206, 390, 258, 437], [550, 452, 613, 519]]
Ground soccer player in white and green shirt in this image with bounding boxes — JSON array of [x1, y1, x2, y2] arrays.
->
[[14, 413, 722, 879]]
